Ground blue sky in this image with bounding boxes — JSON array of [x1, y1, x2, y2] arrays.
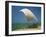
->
[[12, 6, 41, 23]]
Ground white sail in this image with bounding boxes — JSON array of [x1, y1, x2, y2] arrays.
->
[[20, 8, 38, 21]]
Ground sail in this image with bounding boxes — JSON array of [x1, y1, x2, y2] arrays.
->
[[20, 8, 38, 22]]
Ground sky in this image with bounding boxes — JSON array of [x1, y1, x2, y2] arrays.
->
[[12, 6, 41, 24]]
